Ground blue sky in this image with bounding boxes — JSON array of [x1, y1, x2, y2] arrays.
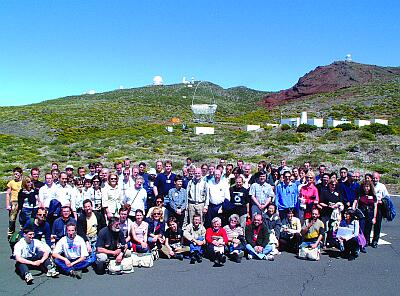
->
[[0, 1, 399, 106]]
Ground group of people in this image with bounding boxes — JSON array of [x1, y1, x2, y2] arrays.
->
[[6, 157, 391, 284]]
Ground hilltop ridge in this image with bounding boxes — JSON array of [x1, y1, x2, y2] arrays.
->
[[262, 61, 400, 108]]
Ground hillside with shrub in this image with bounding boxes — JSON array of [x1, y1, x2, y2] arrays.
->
[[0, 68, 399, 192]]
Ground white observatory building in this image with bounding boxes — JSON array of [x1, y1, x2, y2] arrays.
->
[[153, 76, 164, 86]]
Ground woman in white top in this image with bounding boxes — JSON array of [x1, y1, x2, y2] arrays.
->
[[102, 173, 123, 220]]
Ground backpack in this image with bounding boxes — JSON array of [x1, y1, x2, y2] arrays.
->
[[381, 196, 396, 221], [9, 218, 35, 252]]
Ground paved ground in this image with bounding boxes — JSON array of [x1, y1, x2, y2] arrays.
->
[[1, 193, 399, 296]]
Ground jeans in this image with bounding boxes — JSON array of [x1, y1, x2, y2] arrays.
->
[[15, 251, 52, 277], [54, 257, 91, 274], [245, 244, 273, 259]]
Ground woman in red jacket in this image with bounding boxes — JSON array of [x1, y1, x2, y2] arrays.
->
[[206, 217, 228, 266]]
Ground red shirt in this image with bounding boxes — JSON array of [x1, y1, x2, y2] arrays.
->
[[205, 227, 229, 245]]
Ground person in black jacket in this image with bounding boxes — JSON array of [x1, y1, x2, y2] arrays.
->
[[77, 199, 106, 254], [245, 214, 274, 260]]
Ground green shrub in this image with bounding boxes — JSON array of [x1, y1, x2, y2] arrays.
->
[[364, 123, 395, 135], [359, 130, 376, 141], [336, 123, 358, 131], [296, 124, 317, 133], [281, 124, 291, 131]]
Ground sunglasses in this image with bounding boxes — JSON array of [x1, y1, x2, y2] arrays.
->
[[153, 213, 161, 216], [110, 178, 117, 181]]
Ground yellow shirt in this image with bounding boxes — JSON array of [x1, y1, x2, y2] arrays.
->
[[7, 180, 22, 202], [86, 214, 98, 238]]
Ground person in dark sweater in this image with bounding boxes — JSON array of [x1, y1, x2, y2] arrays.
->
[[245, 214, 274, 260]]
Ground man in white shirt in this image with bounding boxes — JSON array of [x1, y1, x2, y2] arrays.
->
[[14, 227, 59, 284], [122, 176, 147, 219], [38, 173, 58, 209], [52, 223, 90, 279], [371, 172, 390, 248], [204, 169, 231, 227], [55, 172, 77, 217]]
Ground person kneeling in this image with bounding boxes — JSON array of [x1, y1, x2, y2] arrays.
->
[[14, 227, 59, 285], [52, 223, 91, 279], [245, 214, 274, 261]]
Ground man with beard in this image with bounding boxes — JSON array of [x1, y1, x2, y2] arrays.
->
[[95, 217, 129, 274], [52, 223, 90, 279]]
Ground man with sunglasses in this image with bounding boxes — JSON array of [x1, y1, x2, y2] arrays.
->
[[23, 207, 52, 247]]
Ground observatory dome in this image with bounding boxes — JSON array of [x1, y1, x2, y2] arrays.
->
[[153, 76, 164, 86]]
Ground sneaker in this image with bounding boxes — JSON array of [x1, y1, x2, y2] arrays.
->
[[247, 254, 253, 260], [70, 270, 79, 278], [46, 267, 59, 277], [270, 248, 280, 256], [266, 254, 275, 261], [25, 273, 34, 285]]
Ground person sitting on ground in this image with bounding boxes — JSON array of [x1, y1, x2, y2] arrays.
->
[[183, 214, 206, 264], [119, 206, 133, 247], [262, 203, 282, 254], [205, 217, 228, 266], [245, 214, 274, 261], [279, 208, 302, 253], [95, 217, 129, 274], [300, 208, 325, 251], [161, 216, 189, 260], [223, 214, 245, 263], [147, 207, 166, 252], [14, 227, 59, 285], [336, 209, 360, 261], [130, 209, 150, 253], [52, 223, 91, 279]]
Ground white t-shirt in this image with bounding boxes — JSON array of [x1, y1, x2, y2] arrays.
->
[[122, 187, 147, 216], [53, 235, 89, 260], [14, 238, 50, 259], [55, 184, 77, 211]]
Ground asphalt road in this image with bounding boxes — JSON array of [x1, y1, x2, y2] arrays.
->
[[1, 193, 399, 296]]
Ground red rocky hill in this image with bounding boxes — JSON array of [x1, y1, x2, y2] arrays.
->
[[262, 61, 400, 108]]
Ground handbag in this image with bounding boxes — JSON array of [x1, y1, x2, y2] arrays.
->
[[108, 257, 134, 274], [298, 244, 320, 261], [357, 230, 367, 247], [131, 252, 154, 268]]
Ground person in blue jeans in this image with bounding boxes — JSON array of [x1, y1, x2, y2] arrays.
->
[[245, 214, 274, 261], [52, 222, 91, 279]]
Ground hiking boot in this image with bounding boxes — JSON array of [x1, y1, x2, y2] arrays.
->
[[25, 273, 34, 285], [360, 247, 367, 253], [194, 253, 202, 263], [371, 242, 378, 248], [247, 254, 253, 260], [220, 254, 226, 264]]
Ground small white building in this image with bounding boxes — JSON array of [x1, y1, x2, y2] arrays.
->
[[266, 123, 279, 128], [300, 112, 308, 125], [371, 119, 388, 125], [244, 125, 261, 132], [194, 127, 215, 135], [327, 118, 351, 127], [354, 119, 371, 127], [307, 118, 324, 128], [281, 118, 300, 127]]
